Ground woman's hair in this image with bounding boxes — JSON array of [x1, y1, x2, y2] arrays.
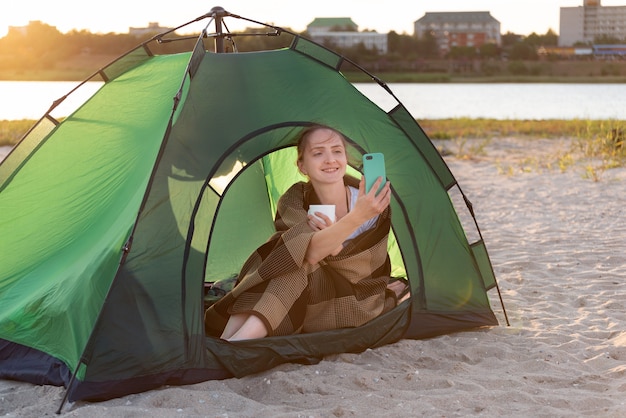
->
[[295, 124, 348, 163]]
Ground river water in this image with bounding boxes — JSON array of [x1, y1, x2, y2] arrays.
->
[[357, 83, 625, 120], [1, 80, 624, 121]]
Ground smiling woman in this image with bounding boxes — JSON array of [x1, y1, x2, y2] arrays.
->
[[204, 124, 397, 341]]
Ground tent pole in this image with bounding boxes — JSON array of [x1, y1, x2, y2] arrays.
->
[[494, 281, 510, 326], [211, 6, 227, 52], [56, 360, 83, 414]]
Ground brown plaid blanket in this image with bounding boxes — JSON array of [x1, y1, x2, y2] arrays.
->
[[204, 175, 396, 337]]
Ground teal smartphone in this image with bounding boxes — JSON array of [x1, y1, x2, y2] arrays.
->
[[363, 153, 386, 194]]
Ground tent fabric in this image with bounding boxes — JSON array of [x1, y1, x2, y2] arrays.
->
[[0, 52, 190, 372], [0, 16, 502, 403]]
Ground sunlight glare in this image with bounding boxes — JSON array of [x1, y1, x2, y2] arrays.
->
[[210, 160, 246, 195]]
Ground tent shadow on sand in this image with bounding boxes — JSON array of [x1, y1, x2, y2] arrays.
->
[[0, 7, 508, 411]]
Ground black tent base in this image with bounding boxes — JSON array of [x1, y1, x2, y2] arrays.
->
[[67, 367, 232, 403], [0, 339, 70, 387], [404, 310, 499, 340]]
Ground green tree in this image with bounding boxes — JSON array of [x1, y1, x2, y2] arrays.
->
[[524, 32, 543, 47], [388, 31, 419, 56], [508, 42, 538, 60], [449, 46, 478, 59], [479, 43, 500, 59], [416, 31, 439, 58], [542, 29, 558, 46], [594, 34, 624, 44], [501, 31, 522, 48], [0, 21, 66, 70]]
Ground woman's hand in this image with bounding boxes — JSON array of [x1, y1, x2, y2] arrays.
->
[[352, 176, 391, 223], [308, 212, 333, 231], [303, 178, 391, 265], [308, 212, 343, 255]]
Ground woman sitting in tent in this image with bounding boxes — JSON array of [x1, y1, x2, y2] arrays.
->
[[204, 124, 399, 341]]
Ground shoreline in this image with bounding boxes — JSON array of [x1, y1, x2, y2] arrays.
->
[[3, 118, 625, 149], [2, 69, 626, 85]]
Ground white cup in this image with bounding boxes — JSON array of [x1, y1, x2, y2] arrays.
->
[[308, 204, 336, 224]]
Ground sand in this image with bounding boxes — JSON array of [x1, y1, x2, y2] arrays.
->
[[1, 137, 625, 417]]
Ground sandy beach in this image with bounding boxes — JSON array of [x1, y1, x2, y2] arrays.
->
[[1, 136, 625, 417]]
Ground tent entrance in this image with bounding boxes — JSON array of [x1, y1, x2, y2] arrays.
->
[[178, 128, 409, 287]]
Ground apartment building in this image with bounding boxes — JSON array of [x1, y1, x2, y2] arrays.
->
[[128, 22, 173, 37], [559, 0, 626, 46], [306, 17, 388, 54], [414, 11, 501, 56]]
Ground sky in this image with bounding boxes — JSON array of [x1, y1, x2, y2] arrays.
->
[[2, 1, 625, 38]]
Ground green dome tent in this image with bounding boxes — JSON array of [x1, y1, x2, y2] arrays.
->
[[0, 8, 507, 407]]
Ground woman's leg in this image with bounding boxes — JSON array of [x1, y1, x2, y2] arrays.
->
[[220, 313, 248, 340], [221, 313, 269, 341], [387, 279, 410, 303]]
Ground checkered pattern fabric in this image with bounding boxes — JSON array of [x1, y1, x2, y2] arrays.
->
[[204, 176, 395, 337]]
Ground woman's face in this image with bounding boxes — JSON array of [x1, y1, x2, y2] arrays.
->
[[297, 128, 347, 186]]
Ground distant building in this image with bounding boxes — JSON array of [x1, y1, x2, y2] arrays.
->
[[307, 17, 358, 34], [7, 21, 51, 36], [559, 0, 626, 46], [7, 25, 29, 36], [414, 11, 501, 56], [129, 22, 173, 37], [307, 17, 388, 54]]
